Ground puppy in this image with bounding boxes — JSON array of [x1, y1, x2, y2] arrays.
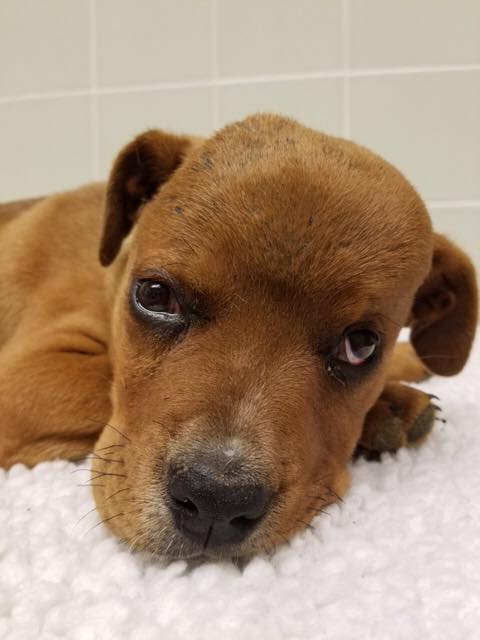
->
[[0, 114, 477, 560]]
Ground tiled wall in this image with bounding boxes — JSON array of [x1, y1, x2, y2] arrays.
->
[[1, 0, 479, 271]]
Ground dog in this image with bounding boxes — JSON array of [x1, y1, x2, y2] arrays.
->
[[0, 114, 477, 560]]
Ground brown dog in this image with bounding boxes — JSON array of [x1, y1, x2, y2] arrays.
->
[[0, 114, 477, 560]]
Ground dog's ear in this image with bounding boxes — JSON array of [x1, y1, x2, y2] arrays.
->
[[99, 129, 195, 266], [409, 233, 477, 376]]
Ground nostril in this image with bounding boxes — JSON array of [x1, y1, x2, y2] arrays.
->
[[172, 496, 198, 515]]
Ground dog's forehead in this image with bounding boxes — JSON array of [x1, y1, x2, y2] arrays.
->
[[137, 115, 432, 297]]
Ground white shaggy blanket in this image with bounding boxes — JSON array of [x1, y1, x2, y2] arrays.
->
[[1, 339, 479, 640]]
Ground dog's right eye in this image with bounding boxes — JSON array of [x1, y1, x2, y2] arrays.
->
[[135, 280, 182, 316]]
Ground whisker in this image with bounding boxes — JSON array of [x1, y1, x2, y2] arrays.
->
[[75, 491, 133, 532], [84, 512, 125, 536], [75, 506, 98, 527], [78, 483, 105, 487], [84, 454, 125, 464], [264, 535, 277, 556], [104, 487, 131, 502], [83, 508, 143, 537], [306, 507, 330, 517], [90, 472, 128, 481], [102, 423, 132, 442], [297, 520, 314, 531], [326, 487, 344, 503], [95, 444, 125, 453], [85, 418, 131, 442], [164, 534, 176, 556]]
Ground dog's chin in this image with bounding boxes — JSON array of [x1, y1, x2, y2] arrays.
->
[[131, 527, 272, 562], [125, 515, 279, 562], [159, 541, 258, 563]]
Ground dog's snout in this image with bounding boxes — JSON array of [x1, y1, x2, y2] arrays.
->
[[167, 460, 272, 548]]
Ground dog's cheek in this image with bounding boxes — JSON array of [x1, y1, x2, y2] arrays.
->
[[90, 423, 136, 544], [91, 424, 176, 553], [269, 379, 384, 540]]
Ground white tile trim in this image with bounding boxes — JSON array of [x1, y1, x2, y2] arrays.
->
[[1, 64, 479, 105], [346, 63, 480, 78], [427, 201, 480, 209], [0, 88, 92, 103]]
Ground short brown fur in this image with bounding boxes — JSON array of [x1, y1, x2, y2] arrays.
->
[[0, 114, 477, 559]]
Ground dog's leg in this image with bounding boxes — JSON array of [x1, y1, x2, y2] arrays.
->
[[4, 435, 99, 468], [357, 382, 439, 458], [0, 347, 111, 468]]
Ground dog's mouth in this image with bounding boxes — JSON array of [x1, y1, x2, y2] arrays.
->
[[107, 478, 337, 562], [91, 430, 344, 561], [116, 502, 271, 561], [95, 485, 333, 561]]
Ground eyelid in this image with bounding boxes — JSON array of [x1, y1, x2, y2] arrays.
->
[[133, 269, 185, 300], [337, 322, 383, 346]]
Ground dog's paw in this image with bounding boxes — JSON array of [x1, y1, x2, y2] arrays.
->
[[357, 383, 442, 458]]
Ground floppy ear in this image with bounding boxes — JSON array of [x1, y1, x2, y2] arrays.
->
[[99, 129, 196, 266], [410, 233, 478, 376]]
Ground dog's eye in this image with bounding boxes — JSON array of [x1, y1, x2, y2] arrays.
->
[[334, 329, 379, 366], [135, 281, 181, 315]]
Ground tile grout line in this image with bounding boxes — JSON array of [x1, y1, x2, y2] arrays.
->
[[341, 0, 351, 138], [88, 0, 100, 180], [1, 63, 480, 105], [210, 0, 220, 131]]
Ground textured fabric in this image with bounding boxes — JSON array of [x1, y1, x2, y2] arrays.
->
[[1, 339, 479, 640]]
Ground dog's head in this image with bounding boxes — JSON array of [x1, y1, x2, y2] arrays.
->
[[93, 114, 477, 559]]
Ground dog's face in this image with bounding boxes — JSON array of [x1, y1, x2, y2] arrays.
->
[[92, 115, 475, 559]]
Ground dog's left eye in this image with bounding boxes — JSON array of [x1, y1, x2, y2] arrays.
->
[[334, 329, 379, 366], [135, 281, 181, 316]]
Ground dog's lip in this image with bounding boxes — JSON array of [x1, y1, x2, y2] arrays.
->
[[158, 541, 255, 562]]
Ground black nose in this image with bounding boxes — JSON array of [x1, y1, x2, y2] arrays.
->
[[167, 461, 272, 548]]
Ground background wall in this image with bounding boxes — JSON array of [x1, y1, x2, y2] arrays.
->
[[0, 0, 479, 271]]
